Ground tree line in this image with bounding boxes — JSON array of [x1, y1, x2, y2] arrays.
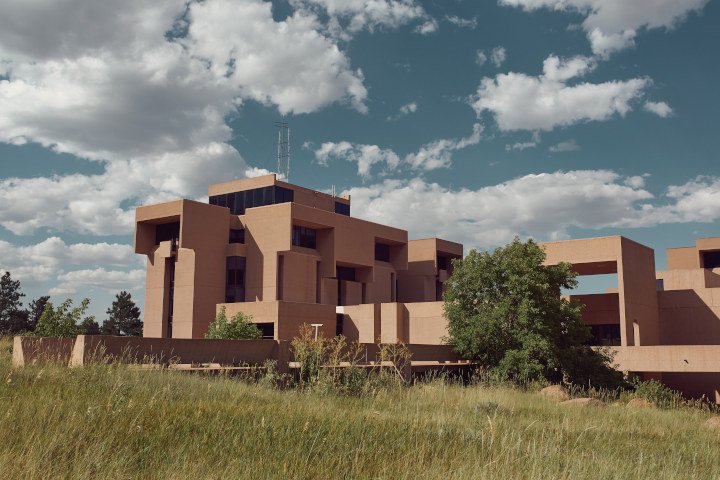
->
[[0, 271, 142, 337]]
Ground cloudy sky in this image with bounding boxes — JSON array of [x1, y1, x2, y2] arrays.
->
[[1, 0, 718, 319]]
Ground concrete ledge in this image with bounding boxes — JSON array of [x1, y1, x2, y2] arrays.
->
[[607, 345, 720, 373], [12, 336, 76, 367]]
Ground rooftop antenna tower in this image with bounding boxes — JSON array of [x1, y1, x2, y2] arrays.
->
[[275, 115, 290, 181]]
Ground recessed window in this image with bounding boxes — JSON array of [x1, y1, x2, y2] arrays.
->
[[702, 251, 720, 269], [292, 225, 316, 249], [336, 266, 356, 281], [229, 228, 245, 244], [587, 324, 621, 346], [210, 186, 294, 215], [225, 256, 246, 302], [155, 222, 179, 245], [375, 243, 390, 262], [335, 201, 350, 216]]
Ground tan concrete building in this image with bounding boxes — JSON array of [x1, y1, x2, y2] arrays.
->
[[135, 175, 720, 401], [135, 174, 461, 343]]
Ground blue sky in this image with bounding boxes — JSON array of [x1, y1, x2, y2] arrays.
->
[[0, 0, 718, 319]]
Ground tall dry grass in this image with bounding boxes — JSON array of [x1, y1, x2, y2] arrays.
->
[[1, 337, 719, 479]]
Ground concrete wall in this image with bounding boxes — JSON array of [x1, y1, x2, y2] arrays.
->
[[12, 337, 75, 367], [70, 335, 288, 367], [405, 302, 448, 345], [543, 236, 660, 346]]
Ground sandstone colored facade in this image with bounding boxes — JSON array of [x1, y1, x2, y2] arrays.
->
[[135, 174, 720, 402]]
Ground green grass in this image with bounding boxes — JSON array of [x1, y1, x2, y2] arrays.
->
[[1, 337, 719, 480]]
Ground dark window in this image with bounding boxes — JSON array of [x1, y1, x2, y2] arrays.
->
[[437, 255, 449, 271], [587, 324, 621, 346], [225, 256, 246, 302], [155, 222, 179, 245], [375, 243, 390, 262], [335, 201, 350, 216], [702, 251, 720, 269], [276, 186, 294, 203], [336, 314, 344, 336], [257, 323, 274, 339], [336, 266, 356, 281], [292, 225, 316, 249], [229, 228, 245, 244], [210, 185, 294, 215]]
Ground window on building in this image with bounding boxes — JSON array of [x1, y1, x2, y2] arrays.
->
[[155, 222, 180, 246], [229, 228, 245, 244], [209, 185, 294, 215], [336, 266, 356, 281], [587, 324, 621, 346], [292, 225, 316, 249], [335, 201, 350, 216], [225, 256, 246, 303], [257, 323, 274, 339], [375, 243, 390, 262], [437, 254, 449, 271], [702, 251, 720, 269]]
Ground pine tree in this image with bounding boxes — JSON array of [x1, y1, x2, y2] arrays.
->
[[0, 271, 26, 334], [102, 291, 142, 336]]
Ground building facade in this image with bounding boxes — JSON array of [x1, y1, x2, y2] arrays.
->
[[135, 174, 461, 342], [135, 175, 720, 401]]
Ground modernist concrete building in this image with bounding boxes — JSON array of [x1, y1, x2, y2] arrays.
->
[[135, 175, 720, 401], [135, 174, 461, 343]]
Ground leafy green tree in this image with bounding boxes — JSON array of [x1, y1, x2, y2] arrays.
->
[[79, 316, 101, 335], [444, 237, 624, 388], [26, 296, 50, 331], [102, 291, 142, 336], [34, 298, 93, 338], [205, 306, 261, 340], [0, 271, 26, 334]]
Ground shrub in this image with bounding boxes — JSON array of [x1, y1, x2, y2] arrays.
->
[[289, 323, 412, 396], [205, 307, 261, 340], [33, 298, 94, 338], [632, 378, 686, 409]]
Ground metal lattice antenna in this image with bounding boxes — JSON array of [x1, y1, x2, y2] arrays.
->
[[275, 115, 290, 181]]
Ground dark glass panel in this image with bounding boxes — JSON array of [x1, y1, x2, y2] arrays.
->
[[334, 201, 350, 216], [336, 266, 356, 281], [209, 195, 218, 206], [292, 225, 316, 249], [229, 228, 245, 244], [703, 251, 720, 269], [375, 243, 390, 262], [155, 222, 180, 245]]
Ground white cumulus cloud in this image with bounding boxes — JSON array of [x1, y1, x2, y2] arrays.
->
[[0, 0, 369, 236], [644, 101, 673, 118], [471, 55, 650, 131], [346, 171, 720, 249], [499, 0, 708, 57]]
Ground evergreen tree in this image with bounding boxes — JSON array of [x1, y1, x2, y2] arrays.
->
[[0, 271, 26, 334], [79, 316, 101, 335], [102, 291, 142, 336]]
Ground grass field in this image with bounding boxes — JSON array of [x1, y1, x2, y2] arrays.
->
[[1, 337, 719, 480]]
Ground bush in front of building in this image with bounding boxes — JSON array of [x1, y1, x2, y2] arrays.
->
[[444, 237, 626, 390], [205, 307, 261, 340]]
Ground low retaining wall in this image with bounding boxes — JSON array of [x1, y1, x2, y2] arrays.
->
[[69, 336, 290, 370], [12, 337, 76, 367]]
